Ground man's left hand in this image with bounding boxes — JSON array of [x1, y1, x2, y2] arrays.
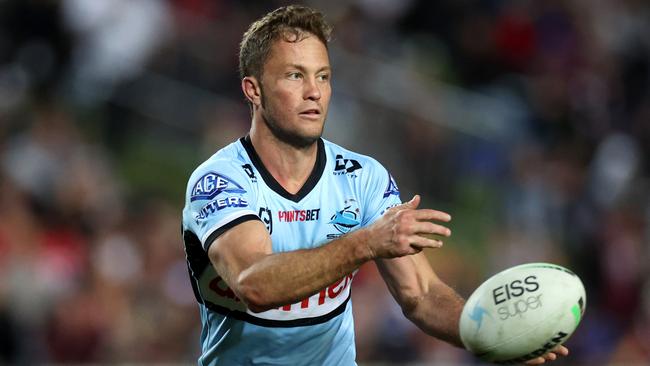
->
[[525, 345, 569, 365]]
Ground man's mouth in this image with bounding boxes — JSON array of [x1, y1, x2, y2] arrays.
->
[[300, 109, 320, 115]]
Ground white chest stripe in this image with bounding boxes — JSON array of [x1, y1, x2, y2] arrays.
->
[[198, 267, 356, 322]]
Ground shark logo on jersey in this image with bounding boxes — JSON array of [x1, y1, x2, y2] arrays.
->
[[334, 154, 362, 177], [327, 199, 361, 239], [191, 172, 246, 202], [383, 173, 400, 198]]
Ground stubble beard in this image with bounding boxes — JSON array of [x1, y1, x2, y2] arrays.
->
[[260, 88, 322, 150]]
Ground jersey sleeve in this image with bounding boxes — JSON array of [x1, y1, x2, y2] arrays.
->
[[360, 160, 402, 226], [182, 159, 259, 251]]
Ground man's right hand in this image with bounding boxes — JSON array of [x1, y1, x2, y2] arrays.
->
[[363, 195, 452, 259]]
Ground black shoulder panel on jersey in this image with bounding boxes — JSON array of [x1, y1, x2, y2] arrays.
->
[[240, 135, 326, 202], [182, 228, 210, 304]]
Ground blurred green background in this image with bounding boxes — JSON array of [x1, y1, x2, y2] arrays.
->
[[0, 0, 648, 364]]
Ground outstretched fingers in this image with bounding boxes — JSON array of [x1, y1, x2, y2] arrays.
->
[[376, 195, 454, 257], [407, 221, 451, 251], [408, 233, 443, 251], [398, 203, 452, 252], [412, 221, 452, 238], [412, 209, 452, 223]]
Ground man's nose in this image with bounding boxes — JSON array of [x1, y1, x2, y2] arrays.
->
[[303, 77, 321, 101]]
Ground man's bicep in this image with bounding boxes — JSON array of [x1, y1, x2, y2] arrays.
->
[[207, 220, 272, 292]]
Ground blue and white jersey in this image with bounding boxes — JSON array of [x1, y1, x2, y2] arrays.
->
[[182, 136, 401, 366]]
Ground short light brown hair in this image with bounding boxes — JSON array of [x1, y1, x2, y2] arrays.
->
[[239, 5, 332, 81]]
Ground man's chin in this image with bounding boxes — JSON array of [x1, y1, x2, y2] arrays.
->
[[287, 134, 321, 149], [267, 127, 320, 149], [262, 114, 324, 149]]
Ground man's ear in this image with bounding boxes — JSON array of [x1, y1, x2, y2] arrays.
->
[[242, 76, 262, 107]]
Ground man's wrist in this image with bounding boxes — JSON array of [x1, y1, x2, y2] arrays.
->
[[348, 228, 375, 264]]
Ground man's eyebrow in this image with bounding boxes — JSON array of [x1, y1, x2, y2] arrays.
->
[[286, 64, 331, 72]]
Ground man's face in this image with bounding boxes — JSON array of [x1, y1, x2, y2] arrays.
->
[[258, 33, 331, 148]]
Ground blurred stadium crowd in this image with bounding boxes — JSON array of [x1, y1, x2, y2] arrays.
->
[[0, 0, 649, 364]]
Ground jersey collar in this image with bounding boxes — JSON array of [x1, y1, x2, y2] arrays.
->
[[240, 135, 326, 202]]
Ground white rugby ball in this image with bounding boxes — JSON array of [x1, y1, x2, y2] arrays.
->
[[459, 263, 586, 364]]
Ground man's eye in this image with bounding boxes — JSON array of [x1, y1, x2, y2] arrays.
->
[[317, 74, 330, 82], [287, 72, 302, 80]]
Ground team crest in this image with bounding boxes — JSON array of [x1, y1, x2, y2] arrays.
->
[[191, 172, 246, 202], [327, 199, 361, 239]]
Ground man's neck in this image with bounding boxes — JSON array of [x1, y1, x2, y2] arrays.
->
[[249, 127, 319, 195]]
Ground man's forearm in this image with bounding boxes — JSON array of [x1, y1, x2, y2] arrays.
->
[[405, 282, 465, 348], [237, 229, 373, 312]]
